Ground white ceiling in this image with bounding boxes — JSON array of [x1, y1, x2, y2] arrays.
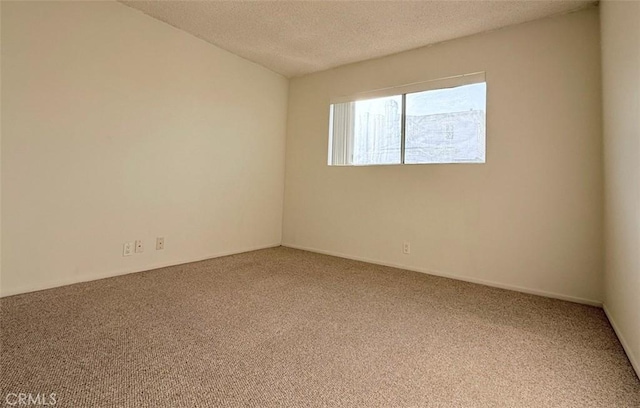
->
[[120, 1, 596, 78]]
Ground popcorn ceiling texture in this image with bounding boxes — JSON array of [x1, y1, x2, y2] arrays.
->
[[1, 247, 639, 407], [120, 0, 595, 77]]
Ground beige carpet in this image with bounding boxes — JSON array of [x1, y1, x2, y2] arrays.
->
[[1, 247, 638, 407]]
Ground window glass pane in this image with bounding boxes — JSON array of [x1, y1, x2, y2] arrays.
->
[[405, 83, 486, 164], [352, 95, 402, 165]]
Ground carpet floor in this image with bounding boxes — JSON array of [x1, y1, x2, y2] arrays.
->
[[1, 247, 639, 407]]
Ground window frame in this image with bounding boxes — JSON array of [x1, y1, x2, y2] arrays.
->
[[328, 72, 486, 166]]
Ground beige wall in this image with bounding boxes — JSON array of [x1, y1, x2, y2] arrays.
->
[[601, 0, 640, 376], [0, 3, 3, 289], [0, 1, 288, 296], [283, 8, 603, 305]]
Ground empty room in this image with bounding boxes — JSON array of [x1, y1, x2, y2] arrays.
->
[[1, 0, 639, 406]]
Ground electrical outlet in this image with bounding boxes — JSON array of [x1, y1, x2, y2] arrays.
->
[[123, 242, 134, 257], [403, 241, 411, 254], [135, 240, 144, 253], [156, 237, 164, 250]]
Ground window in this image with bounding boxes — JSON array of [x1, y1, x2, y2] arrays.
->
[[328, 73, 486, 166]]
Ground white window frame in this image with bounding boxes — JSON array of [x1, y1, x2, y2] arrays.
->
[[328, 72, 486, 166]]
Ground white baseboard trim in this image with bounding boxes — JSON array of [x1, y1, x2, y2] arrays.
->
[[603, 304, 640, 379], [0, 243, 281, 298], [282, 243, 602, 307]]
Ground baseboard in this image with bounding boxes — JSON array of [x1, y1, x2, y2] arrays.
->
[[603, 304, 640, 379], [282, 243, 602, 307], [0, 243, 281, 298]]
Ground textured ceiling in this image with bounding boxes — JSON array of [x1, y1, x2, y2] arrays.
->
[[120, 1, 596, 77]]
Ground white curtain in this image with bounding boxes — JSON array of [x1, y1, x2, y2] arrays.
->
[[330, 102, 355, 165]]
